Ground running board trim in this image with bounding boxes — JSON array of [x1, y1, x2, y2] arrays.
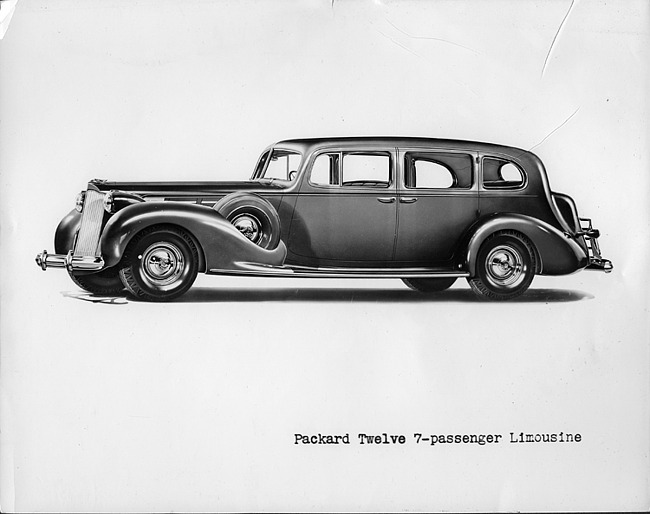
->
[[208, 263, 469, 279]]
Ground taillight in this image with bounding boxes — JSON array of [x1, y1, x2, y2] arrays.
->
[[552, 192, 580, 234]]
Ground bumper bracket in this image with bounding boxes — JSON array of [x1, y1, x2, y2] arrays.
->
[[579, 218, 613, 273]]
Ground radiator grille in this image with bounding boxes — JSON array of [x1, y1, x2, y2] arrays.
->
[[74, 190, 105, 256]]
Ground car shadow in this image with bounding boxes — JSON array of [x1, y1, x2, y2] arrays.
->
[[61, 287, 594, 305], [61, 291, 129, 304], [178, 287, 594, 304]]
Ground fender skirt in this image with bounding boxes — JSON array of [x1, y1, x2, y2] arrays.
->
[[100, 202, 287, 271], [466, 214, 589, 276]]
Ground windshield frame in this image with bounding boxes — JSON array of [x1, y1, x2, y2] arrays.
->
[[251, 145, 304, 182]]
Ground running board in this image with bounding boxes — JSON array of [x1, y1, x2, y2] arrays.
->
[[208, 263, 469, 279]]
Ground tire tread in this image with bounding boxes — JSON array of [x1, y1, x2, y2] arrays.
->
[[118, 224, 198, 302], [467, 230, 537, 301]]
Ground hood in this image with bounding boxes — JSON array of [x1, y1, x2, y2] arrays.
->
[[89, 178, 286, 199]]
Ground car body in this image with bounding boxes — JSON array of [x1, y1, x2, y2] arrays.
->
[[35, 137, 612, 301]]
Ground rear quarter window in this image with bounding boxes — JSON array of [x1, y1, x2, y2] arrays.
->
[[482, 158, 526, 189]]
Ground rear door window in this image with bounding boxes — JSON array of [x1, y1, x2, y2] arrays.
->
[[403, 152, 474, 189]]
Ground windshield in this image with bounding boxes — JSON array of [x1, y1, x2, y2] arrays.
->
[[252, 148, 302, 182]]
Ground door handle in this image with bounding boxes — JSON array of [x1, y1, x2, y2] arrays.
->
[[377, 197, 396, 203], [400, 197, 418, 203]]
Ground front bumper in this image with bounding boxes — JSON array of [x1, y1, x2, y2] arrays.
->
[[579, 218, 613, 272], [35, 250, 104, 272]]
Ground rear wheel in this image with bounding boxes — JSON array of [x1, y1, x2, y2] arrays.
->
[[70, 267, 125, 295], [402, 277, 457, 292], [467, 231, 536, 301], [119, 226, 198, 302]]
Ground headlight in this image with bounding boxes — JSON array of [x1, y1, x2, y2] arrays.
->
[[75, 191, 85, 212], [103, 191, 114, 213]]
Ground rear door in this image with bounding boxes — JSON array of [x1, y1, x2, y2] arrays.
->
[[394, 149, 479, 265], [287, 149, 398, 265]]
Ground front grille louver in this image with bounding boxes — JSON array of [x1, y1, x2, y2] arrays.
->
[[73, 190, 105, 256]]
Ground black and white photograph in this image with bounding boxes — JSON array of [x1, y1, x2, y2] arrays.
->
[[1, 0, 648, 511]]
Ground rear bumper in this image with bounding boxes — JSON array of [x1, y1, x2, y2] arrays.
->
[[579, 218, 612, 273], [585, 258, 613, 272], [35, 250, 104, 272]]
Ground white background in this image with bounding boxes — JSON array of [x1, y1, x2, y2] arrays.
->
[[1, 0, 648, 511]]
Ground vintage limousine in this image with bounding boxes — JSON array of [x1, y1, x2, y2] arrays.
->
[[35, 137, 612, 301]]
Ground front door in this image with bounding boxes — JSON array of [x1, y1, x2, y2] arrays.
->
[[287, 150, 398, 266]]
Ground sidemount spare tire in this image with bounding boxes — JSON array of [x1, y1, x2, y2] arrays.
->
[[213, 192, 281, 250]]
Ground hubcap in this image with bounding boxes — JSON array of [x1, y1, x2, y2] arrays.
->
[[485, 244, 525, 288], [232, 214, 261, 244], [139, 242, 185, 289]]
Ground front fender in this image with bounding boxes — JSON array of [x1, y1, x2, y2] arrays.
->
[[54, 209, 82, 254], [466, 214, 589, 276], [100, 202, 286, 271]]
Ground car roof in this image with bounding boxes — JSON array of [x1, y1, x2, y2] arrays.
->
[[275, 136, 536, 160]]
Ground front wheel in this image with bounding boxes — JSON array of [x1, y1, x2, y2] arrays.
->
[[467, 231, 536, 301], [402, 277, 457, 292], [119, 226, 199, 302]]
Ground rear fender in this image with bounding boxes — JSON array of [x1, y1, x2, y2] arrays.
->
[[466, 214, 589, 276], [100, 202, 286, 271]]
